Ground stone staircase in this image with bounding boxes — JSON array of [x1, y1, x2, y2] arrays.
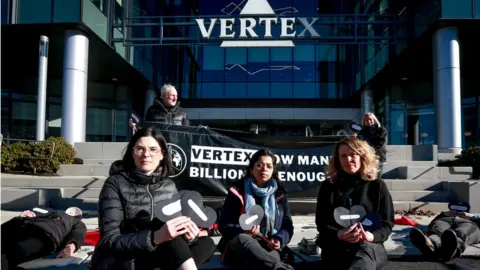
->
[[1, 143, 478, 213]]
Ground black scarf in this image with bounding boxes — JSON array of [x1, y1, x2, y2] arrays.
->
[[129, 168, 163, 185]]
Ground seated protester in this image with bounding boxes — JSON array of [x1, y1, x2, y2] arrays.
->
[[315, 137, 394, 270], [1, 207, 86, 270], [409, 202, 480, 262], [89, 127, 216, 270], [217, 149, 295, 270]]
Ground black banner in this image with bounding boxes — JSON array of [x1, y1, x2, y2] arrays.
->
[[142, 123, 345, 198]]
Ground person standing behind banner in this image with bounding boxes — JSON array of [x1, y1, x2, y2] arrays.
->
[[129, 84, 190, 131], [352, 112, 388, 177], [217, 149, 295, 270], [315, 137, 394, 270], [89, 127, 215, 270]]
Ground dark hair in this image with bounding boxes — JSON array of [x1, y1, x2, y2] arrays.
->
[[122, 126, 175, 178], [243, 149, 280, 181]]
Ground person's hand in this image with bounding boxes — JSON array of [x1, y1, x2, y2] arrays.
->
[[269, 238, 281, 250], [184, 220, 200, 242], [358, 223, 374, 243], [153, 216, 191, 245], [57, 243, 76, 258], [352, 133, 357, 138], [198, 230, 209, 237], [247, 225, 260, 235], [337, 223, 361, 243], [129, 119, 136, 129], [19, 210, 36, 218]]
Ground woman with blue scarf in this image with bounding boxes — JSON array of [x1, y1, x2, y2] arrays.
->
[[217, 149, 295, 270]]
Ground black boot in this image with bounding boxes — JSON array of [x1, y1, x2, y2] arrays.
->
[[409, 227, 436, 256], [439, 229, 459, 262]]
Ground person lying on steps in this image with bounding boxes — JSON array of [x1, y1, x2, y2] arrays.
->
[[1, 207, 86, 270], [409, 201, 480, 262]]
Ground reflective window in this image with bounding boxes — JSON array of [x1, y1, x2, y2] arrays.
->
[[270, 82, 293, 98], [47, 105, 62, 137], [390, 110, 407, 145], [247, 83, 269, 98], [12, 101, 36, 140], [86, 108, 113, 142], [271, 48, 293, 82], [201, 83, 224, 98], [225, 48, 247, 82], [463, 104, 478, 148], [1, 91, 9, 137], [294, 83, 316, 98], [2, 0, 9, 24], [225, 83, 247, 98], [17, 0, 52, 24], [442, 0, 473, 18]]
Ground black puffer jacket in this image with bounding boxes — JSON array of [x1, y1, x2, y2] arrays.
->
[[89, 161, 178, 270], [2, 211, 86, 252], [358, 125, 388, 162], [145, 98, 190, 126]]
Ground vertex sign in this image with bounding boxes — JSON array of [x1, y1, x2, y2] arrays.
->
[[195, 0, 320, 48]]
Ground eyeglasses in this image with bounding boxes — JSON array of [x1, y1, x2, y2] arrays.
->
[[133, 147, 162, 156]]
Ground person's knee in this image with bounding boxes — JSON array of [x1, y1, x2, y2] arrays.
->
[[196, 237, 216, 253], [232, 234, 255, 246]]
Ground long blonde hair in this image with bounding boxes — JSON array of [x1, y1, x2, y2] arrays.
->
[[363, 112, 381, 127], [327, 137, 379, 182]]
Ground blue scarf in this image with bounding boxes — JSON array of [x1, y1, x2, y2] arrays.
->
[[244, 177, 278, 236]]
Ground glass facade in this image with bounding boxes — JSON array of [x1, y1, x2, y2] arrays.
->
[[1, 0, 479, 146], [1, 80, 130, 142], [191, 45, 344, 99]]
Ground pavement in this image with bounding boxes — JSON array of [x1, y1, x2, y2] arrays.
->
[[1, 211, 480, 269]]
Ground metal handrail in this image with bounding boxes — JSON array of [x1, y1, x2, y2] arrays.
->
[[2, 138, 56, 160]]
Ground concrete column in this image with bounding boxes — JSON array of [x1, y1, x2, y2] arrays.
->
[[408, 114, 420, 145], [361, 89, 374, 123], [433, 27, 462, 156], [61, 30, 89, 145], [144, 89, 156, 118], [384, 88, 390, 132]]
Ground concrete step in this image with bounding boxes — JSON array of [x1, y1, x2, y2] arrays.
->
[[386, 145, 438, 161], [82, 159, 116, 165], [74, 142, 440, 162], [273, 198, 450, 214], [396, 166, 472, 180], [2, 175, 458, 192], [1, 175, 107, 188], [383, 180, 447, 191], [56, 162, 474, 181], [58, 164, 110, 176], [389, 190, 451, 202]]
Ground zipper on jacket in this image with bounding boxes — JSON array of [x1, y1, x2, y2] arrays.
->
[[146, 184, 154, 220]]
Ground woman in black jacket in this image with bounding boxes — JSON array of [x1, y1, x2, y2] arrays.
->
[[90, 127, 215, 270], [353, 112, 388, 177], [315, 137, 394, 270], [217, 149, 295, 270]]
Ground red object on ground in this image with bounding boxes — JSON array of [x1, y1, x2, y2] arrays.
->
[[84, 230, 100, 246], [394, 216, 418, 226]]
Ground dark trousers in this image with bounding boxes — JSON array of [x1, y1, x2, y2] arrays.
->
[[223, 234, 294, 270], [1, 227, 55, 270], [322, 242, 388, 270], [428, 216, 480, 253], [136, 236, 216, 270]]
